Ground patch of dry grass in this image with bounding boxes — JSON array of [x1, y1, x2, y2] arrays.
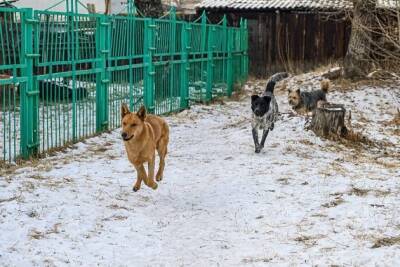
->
[[30, 174, 47, 180], [383, 110, 400, 127], [372, 236, 400, 248], [325, 161, 348, 176], [312, 63, 341, 74], [102, 215, 128, 221], [222, 118, 248, 130], [336, 129, 394, 153], [349, 186, 370, 197], [336, 78, 395, 92], [284, 145, 296, 153], [107, 204, 131, 211], [0, 195, 20, 204], [276, 177, 290, 185], [230, 83, 247, 101], [322, 197, 345, 208], [294, 234, 325, 247], [0, 157, 40, 176], [298, 139, 314, 146], [348, 186, 392, 197], [242, 257, 273, 264], [29, 223, 61, 240]]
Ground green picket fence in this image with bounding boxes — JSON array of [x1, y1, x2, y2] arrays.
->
[[0, 6, 248, 164]]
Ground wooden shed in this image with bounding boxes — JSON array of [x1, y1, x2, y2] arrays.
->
[[197, 0, 353, 77]]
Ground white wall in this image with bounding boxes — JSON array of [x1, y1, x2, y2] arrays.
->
[[14, 0, 106, 13], [12, 1, 197, 14]]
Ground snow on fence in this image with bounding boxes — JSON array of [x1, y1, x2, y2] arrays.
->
[[0, 5, 249, 164]]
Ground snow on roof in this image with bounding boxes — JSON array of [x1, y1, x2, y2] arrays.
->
[[197, 0, 399, 11], [197, 0, 352, 11]]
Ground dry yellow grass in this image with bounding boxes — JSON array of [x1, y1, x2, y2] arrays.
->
[[372, 236, 400, 248]]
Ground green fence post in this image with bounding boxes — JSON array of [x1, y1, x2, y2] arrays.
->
[[170, 7, 176, 111], [180, 21, 190, 109], [222, 15, 233, 97], [20, 8, 39, 159], [238, 18, 243, 83], [227, 28, 234, 96], [206, 18, 215, 102], [127, 1, 136, 111], [144, 19, 155, 113], [239, 18, 248, 83], [200, 11, 207, 102], [127, 0, 136, 15], [96, 15, 110, 132], [244, 19, 249, 80]]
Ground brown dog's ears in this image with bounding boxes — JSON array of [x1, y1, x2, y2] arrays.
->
[[121, 103, 130, 118], [288, 88, 300, 94], [137, 105, 147, 121]]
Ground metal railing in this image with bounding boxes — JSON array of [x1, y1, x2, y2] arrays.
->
[[0, 5, 248, 164]]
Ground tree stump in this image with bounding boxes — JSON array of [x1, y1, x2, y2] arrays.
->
[[309, 103, 348, 138]]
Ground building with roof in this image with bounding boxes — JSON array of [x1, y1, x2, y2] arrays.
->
[[199, 0, 353, 11], [197, 0, 356, 76]]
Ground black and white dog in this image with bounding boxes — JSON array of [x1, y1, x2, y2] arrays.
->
[[251, 72, 288, 153]]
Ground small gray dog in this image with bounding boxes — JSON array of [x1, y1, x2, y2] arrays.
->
[[251, 72, 288, 153], [288, 80, 330, 114]]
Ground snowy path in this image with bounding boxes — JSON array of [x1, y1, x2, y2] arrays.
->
[[1, 80, 400, 266]]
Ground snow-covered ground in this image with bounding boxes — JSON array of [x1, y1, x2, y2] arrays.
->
[[0, 80, 225, 162], [0, 75, 399, 266]]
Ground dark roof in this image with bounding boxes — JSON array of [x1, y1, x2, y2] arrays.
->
[[197, 0, 398, 11]]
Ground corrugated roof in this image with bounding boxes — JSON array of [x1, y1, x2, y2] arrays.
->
[[197, 0, 399, 11], [197, 0, 353, 10]]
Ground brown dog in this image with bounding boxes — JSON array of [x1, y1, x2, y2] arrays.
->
[[288, 79, 330, 115], [121, 104, 169, 192]]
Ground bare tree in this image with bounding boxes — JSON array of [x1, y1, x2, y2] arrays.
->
[[343, 0, 377, 78], [344, 0, 400, 79], [105, 0, 164, 17], [135, 0, 164, 17]]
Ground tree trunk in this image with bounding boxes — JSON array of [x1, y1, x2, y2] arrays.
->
[[135, 0, 164, 18], [343, 0, 377, 79], [309, 103, 348, 138]]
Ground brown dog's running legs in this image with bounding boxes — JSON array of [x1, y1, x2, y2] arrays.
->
[[146, 157, 158, 190], [133, 165, 145, 192], [156, 137, 168, 181]]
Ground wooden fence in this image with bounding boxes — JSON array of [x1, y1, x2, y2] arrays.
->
[[205, 11, 351, 77]]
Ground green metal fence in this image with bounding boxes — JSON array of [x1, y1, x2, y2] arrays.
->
[[0, 5, 248, 164]]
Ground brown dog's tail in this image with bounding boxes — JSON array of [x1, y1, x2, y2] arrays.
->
[[321, 79, 330, 93]]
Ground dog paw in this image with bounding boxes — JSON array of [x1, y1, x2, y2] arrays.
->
[[133, 186, 140, 192], [156, 174, 163, 182], [151, 183, 158, 190]]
